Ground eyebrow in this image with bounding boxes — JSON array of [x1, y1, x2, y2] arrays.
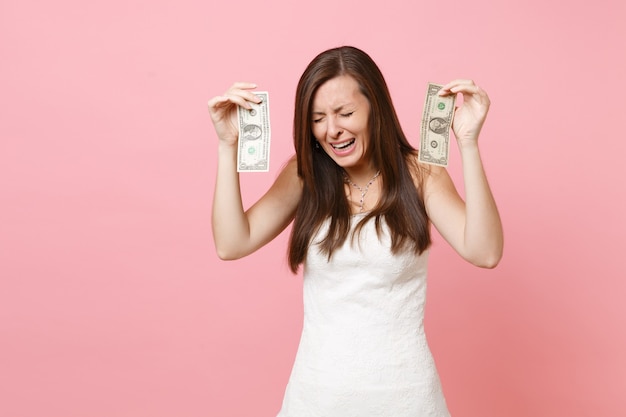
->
[[312, 104, 352, 115]]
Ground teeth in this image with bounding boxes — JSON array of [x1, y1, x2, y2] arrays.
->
[[332, 139, 355, 150]]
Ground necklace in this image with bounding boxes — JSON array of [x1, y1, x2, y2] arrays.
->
[[344, 170, 381, 213]]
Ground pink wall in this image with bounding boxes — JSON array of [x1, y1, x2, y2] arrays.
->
[[1, 0, 625, 416]]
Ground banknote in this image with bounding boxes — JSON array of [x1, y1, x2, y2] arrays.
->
[[419, 83, 455, 167], [237, 91, 271, 172]]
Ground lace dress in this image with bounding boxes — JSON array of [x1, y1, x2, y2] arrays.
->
[[276, 214, 451, 417]]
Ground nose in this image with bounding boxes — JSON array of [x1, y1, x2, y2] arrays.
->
[[327, 116, 343, 139]]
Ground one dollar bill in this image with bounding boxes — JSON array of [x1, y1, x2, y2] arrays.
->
[[419, 83, 455, 167], [237, 91, 271, 172]]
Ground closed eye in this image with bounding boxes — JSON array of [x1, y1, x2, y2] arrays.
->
[[341, 112, 354, 118]]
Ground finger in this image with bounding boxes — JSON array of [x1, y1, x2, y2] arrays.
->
[[438, 79, 478, 96], [207, 95, 244, 112], [234, 89, 264, 105], [209, 80, 258, 99], [225, 87, 264, 107], [208, 82, 262, 113], [207, 95, 233, 113], [208, 94, 230, 107], [224, 92, 262, 109], [208, 91, 258, 112], [227, 82, 263, 103], [230, 81, 258, 90]]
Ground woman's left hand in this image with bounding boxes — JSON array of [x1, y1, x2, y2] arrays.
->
[[439, 79, 490, 147]]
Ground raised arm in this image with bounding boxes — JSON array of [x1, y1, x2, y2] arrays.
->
[[422, 80, 503, 268], [209, 82, 302, 260]]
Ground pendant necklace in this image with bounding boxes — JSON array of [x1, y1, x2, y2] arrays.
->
[[344, 170, 381, 213]]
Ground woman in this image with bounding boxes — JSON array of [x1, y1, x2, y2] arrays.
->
[[209, 46, 503, 416]]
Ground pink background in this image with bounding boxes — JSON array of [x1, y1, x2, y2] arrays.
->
[[1, 0, 625, 416]]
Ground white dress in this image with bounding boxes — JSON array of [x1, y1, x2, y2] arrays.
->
[[276, 214, 451, 417]]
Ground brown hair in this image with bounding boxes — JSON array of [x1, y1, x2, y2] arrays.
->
[[288, 46, 430, 272]]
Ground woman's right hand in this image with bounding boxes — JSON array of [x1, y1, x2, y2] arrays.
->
[[207, 82, 262, 146]]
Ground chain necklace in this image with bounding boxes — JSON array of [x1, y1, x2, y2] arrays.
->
[[344, 170, 381, 213]]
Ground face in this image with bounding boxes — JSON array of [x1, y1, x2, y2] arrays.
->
[[311, 75, 371, 173]]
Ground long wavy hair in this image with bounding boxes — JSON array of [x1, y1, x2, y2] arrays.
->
[[288, 46, 431, 273]]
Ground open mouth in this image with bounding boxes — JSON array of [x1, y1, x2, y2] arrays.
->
[[331, 139, 355, 150]]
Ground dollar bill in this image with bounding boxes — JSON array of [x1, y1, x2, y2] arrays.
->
[[419, 83, 455, 167], [237, 91, 271, 172]]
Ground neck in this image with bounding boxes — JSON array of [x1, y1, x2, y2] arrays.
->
[[343, 167, 380, 187], [343, 168, 381, 213]]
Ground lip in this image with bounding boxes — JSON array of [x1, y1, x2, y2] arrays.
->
[[329, 138, 356, 155]]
